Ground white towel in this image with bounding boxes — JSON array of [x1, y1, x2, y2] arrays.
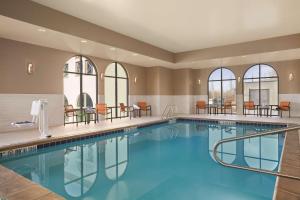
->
[[30, 100, 41, 116]]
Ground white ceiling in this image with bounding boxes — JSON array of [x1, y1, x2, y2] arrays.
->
[[0, 16, 171, 68], [32, 0, 300, 53], [1, 15, 300, 69]]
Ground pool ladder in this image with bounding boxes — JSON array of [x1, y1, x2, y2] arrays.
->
[[213, 125, 300, 181], [161, 104, 176, 119]]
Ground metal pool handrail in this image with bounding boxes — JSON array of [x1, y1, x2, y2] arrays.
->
[[213, 125, 300, 181], [161, 105, 176, 119]]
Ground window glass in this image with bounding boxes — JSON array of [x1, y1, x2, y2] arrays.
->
[[208, 67, 236, 112], [244, 65, 259, 79], [209, 68, 221, 81], [222, 68, 235, 80], [243, 64, 278, 109], [117, 64, 127, 78], [105, 63, 116, 77], [104, 63, 128, 118], [63, 56, 98, 123], [260, 64, 277, 78]]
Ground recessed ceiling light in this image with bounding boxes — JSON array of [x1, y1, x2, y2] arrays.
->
[[37, 28, 46, 32], [110, 47, 116, 51], [81, 40, 87, 43], [242, 55, 246, 58], [132, 53, 138, 56]]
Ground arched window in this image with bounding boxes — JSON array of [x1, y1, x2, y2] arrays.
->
[[64, 56, 98, 123], [243, 64, 278, 115], [208, 67, 236, 113], [104, 62, 129, 118]]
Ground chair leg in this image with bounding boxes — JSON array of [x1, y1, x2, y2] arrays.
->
[[289, 110, 291, 118]]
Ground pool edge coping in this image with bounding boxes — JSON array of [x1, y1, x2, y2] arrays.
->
[[0, 116, 295, 200]]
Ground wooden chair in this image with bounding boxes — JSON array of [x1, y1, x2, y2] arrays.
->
[[243, 101, 257, 115], [276, 101, 291, 118], [196, 101, 208, 114], [119, 103, 133, 119], [64, 105, 79, 126], [138, 101, 152, 116], [223, 101, 233, 114], [96, 103, 112, 122]]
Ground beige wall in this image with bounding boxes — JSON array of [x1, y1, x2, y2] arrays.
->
[[172, 69, 193, 95], [0, 38, 148, 96], [1, 37, 300, 98], [2, 37, 299, 97], [192, 60, 300, 96], [146, 67, 173, 95]]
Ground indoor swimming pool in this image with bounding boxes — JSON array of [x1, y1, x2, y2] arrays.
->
[[0, 120, 285, 200]]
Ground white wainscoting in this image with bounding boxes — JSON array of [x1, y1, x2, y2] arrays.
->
[[0, 94, 64, 133]]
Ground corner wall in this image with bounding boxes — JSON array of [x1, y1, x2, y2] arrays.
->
[[0, 38, 148, 132], [1, 38, 300, 133]]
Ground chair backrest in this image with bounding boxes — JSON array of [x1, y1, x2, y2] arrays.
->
[[279, 101, 290, 109], [224, 101, 232, 108], [120, 103, 126, 112], [244, 101, 255, 109], [96, 103, 107, 114], [138, 101, 147, 111], [196, 101, 206, 109], [65, 105, 75, 117]]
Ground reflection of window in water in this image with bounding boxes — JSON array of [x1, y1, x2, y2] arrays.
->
[[105, 136, 128, 180], [209, 126, 236, 164], [244, 135, 279, 171], [64, 143, 98, 197]]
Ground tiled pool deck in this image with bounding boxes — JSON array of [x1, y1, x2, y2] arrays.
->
[[0, 114, 299, 200]]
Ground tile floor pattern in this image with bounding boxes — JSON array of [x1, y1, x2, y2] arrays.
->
[[275, 130, 300, 200], [0, 165, 64, 200], [0, 114, 299, 200]]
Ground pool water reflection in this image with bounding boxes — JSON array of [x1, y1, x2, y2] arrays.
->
[[1, 121, 284, 200]]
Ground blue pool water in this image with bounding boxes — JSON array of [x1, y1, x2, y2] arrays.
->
[[0, 120, 285, 200]]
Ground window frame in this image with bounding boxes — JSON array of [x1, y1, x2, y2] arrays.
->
[[242, 64, 279, 115], [64, 55, 98, 123], [207, 67, 236, 113], [104, 62, 129, 119]]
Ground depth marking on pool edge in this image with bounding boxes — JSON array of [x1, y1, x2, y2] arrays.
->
[[0, 145, 37, 158], [124, 126, 138, 132]]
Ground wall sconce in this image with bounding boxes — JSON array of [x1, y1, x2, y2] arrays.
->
[[27, 63, 34, 74], [198, 79, 201, 85], [289, 73, 294, 81], [100, 72, 104, 80], [237, 76, 241, 83], [134, 76, 137, 84]]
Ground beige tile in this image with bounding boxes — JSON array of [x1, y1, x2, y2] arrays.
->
[[275, 188, 300, 200], [7, 184, 51, 200], [36, 192, 65, 200]]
